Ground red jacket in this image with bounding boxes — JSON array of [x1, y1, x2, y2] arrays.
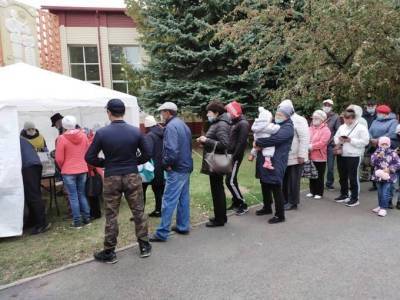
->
[[309, 123, 331, 162], [56, 129, 89, 175]]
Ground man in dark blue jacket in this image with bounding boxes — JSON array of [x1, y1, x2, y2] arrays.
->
[[86, 99, 152, 263], [20, 137, 51, 235], [150, 102, 193, 242]]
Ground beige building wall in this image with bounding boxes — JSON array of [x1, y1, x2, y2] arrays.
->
[[59, 26, 144, 89]]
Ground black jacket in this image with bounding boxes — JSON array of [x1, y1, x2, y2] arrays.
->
[[228, 115, 249, 161], [85, 120, 150, 177], [362, 110, 377, 129], [146, 125, 165, 185], [201, 113, 231, 175]]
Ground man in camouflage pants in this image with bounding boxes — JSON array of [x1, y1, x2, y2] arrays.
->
[[86, 99, 152, 263]]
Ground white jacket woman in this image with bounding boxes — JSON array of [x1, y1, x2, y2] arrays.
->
[[333, 109, 369, 207]]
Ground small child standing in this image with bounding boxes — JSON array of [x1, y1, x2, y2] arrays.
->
[[248, 107, 280, 169], [371, 136, 400, 217]]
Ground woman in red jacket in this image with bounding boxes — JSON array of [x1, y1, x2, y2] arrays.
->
[[56, 115, 91, 228], [306, 110, 332, 199]]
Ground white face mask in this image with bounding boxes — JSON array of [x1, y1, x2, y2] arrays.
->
[[312, 119, 322, 127], [26, 129, 36, 136], [322, 106, 332, 113]]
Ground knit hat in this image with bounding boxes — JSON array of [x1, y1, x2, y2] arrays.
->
[[375, 169, 390, 181], [278, 99, 295, 116], [225, 101, 242, 118], [62, 115, 77, 130], [378, 136, 391, 148], [376, 105, 391, 114], [258, 107, 272, 122], [312, 110, 327, 121], [323, 99, 334, 106], [144, 115, 157, 128], [277, 105, 293, 118], [24, 121, 35, 130]]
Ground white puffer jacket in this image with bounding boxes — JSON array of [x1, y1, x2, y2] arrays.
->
[[334, 122, 370, 157], [288, 113, 310, 166]]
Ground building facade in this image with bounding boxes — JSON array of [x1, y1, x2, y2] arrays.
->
[[45, 6, 145, 94]]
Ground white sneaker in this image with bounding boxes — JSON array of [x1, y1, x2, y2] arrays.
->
[[372, 207, 381, 213], [378, 209, 387, 217], [314, 195, 322, 199], [306, 193, 314, 198]]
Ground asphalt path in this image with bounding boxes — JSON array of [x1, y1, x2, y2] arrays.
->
[[2, 185, 400, 300]]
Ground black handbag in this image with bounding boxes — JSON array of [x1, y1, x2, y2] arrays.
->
[[302, 161, 319, 179], [86, 170, 103, 197]]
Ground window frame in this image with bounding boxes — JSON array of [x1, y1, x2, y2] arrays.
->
[[68, 45, 101, 85]]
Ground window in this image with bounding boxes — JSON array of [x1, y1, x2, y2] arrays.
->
[[109, 45, 141, 93], [69, 46, 100, 85]]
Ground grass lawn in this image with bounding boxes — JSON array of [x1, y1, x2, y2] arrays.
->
[[0, 149, 273, 285]]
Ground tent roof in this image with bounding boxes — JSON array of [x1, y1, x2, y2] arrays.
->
[[0, 63, 138, 112]]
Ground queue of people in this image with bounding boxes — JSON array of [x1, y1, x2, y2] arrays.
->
[[19, 96, 400, 264]]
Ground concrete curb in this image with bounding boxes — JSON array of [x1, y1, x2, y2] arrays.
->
[[0, 202, 264, 291]]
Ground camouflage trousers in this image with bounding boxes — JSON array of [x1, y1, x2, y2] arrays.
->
[[103, 173, 149, 250]]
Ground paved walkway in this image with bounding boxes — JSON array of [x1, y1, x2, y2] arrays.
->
[[2, 185, 400, 300]]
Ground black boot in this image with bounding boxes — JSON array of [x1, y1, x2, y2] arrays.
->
[[94, 248, 118, 264], [255, 207, 272, 216], [138, 239, 152, 258]]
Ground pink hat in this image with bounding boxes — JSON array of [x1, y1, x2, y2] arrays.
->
[[378, 136, 391, 147], [225, 101, 242, 118]]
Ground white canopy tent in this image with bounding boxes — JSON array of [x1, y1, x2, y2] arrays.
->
[[0, 63, 140, 237]]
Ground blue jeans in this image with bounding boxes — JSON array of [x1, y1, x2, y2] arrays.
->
[[377, 182, 392, 209], [326, 144, 335, 187], [155, 171, 191, 240], [63, 173, 91, 225]]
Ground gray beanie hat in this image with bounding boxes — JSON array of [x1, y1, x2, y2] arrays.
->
[[277, 105, 293, 118], [24, 121, 35, 130]]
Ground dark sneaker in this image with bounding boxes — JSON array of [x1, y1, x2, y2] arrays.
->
[[148, 210, 161, 218], [205, 220, 225, 227], [255, 207, 272, 216], [345, 199, 360, 207], [227, 203, 239, 211], [171, 225, 190, 235], [83, 219, 92, 227], [334, 195, 349, 203], [149, 234, 166, 242], [138, 240, 152, 258], [94, 249, 118, 264], [268, 216, 285, 224], [31, 223, 51, 235], [284, 203, 297, 211], [235, 204, 249, 216], [70, 223, 82, 229]]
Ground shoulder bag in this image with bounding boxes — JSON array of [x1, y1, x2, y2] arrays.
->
[[204, 143, 233, 175]]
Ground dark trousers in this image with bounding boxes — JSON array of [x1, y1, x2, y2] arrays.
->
[[210, 174, 227, 224], [337, 156, 361, 200], [88, 196, 102, 219], [282, 164, 303, 205], [326, 145, 335, 187], [225, 159, 246, 207], [22, 165, 46, 229], [309, 162, 327, 196], [143, 182, 165, 212], [261, 182, 285, 219]]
